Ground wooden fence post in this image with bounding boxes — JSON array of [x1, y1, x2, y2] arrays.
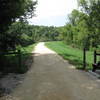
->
[[83, 48, 86, 69], [94, 50, 96, 64], [18, 50, 21, 69]]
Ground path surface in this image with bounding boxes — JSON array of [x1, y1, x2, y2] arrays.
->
[[1, 42, 100, 100]]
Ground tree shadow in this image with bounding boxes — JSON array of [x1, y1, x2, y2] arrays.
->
[[0, 53, 34, 74], [0, 52, 35, 97]]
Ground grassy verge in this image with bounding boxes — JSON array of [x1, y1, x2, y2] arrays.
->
[[0, 43, 36, 73], [18, 43, 36, 73], [21, 43, 36, 53], [20, 43, 36, 62], [45, 41, 94, 70]]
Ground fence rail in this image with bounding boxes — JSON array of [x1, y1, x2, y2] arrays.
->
[[94, 51, 100, 64], [0, 50, 22, 73], [0, 50, 34, 73]]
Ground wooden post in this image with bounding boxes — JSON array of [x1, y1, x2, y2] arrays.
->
[[83, 48, 86, 69], [94, 51, 96, 64], [18, 50, 21, 70]]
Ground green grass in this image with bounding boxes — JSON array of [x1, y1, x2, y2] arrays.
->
[[20, 43, 36, 62], [21, 43, 36, 53], [18, 43, 36, 73], [21, 43, 36, 60], [0, 43, 36, 73], [45, 41, 94, 70]]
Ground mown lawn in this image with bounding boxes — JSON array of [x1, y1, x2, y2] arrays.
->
[[45, 41, 94, 70]]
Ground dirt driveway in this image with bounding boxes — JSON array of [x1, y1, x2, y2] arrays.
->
[[1, 42, 100, 100]]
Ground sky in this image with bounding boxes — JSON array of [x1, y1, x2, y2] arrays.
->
[[28, 0, 78, 26]]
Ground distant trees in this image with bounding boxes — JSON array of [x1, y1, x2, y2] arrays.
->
[[62, 0, 100, 50], [0, 0, 37, 51], [7, 22, 60, 47]]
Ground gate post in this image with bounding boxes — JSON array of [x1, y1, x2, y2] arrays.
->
[[83, 48, 86, 69], [18, 50, 21, 70], [94, 51, 96, 64]]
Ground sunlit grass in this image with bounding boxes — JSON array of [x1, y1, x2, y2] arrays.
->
[[21, 43, 36, 53], [45, 41, 94, 70], [20, 43, 36, 63]]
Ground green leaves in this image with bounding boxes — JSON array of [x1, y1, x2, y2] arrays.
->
[[0, 0, 37, 51], [62, 0, 100, 50], [0, 0, 37, 32]]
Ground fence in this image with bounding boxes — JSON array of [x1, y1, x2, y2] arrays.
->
[[0, 50, 23, 73], [0, 50, 34, 73], [94, 51, 100, 63], [83, 49, 100, 70]]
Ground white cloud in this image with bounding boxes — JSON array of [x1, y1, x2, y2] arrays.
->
[[29, 0, 78, 26]]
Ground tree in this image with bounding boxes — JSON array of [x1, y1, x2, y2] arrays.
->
[[62, 0, 100, 49], [0, 0, 37, 51], [62, 9, 90, 49], [0, 0, 37, 32], [78, 0, 100, 48]]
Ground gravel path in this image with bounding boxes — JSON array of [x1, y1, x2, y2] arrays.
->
[[1, 42, 100, 100]]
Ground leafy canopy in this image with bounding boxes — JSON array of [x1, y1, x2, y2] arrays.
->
[[0, 0, 37, 33]]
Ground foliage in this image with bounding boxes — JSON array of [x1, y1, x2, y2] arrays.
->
[[0, 0, 37, 51], [0, 0, 37, 33], [31, 25, 60, 42], [6, 22, 61, 49], [7, 22, 35, 47], [62, 0, 100, 50]]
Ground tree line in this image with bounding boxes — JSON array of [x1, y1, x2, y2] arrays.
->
[[0, 0, 60, 51], [0, 0, 99, 51], [61, 0, 100, 50], [7, 22, 60, 48]]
